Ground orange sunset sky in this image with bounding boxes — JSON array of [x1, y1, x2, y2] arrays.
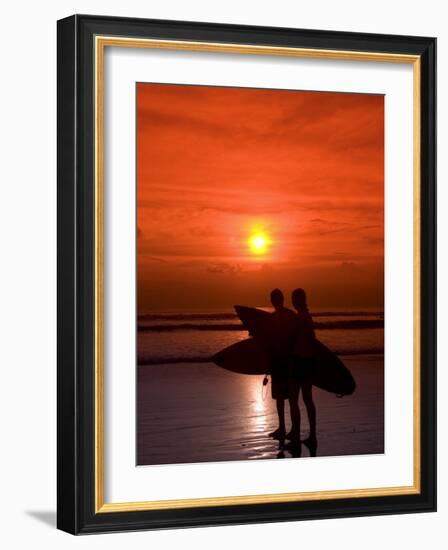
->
[[137, 83, 384, 313]]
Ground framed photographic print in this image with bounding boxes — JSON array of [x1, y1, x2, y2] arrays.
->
[[57, 14, 436, 534]]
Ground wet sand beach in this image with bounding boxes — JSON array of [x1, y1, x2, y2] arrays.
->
[[137, 355, 383, 466]]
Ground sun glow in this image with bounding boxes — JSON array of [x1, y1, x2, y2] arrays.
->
[[248, 232, 270, 255]]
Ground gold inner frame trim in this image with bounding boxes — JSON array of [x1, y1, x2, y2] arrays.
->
[[94, 35, 421, 513]]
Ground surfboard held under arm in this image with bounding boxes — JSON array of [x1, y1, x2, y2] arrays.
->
[[212, 305, 356, 396]]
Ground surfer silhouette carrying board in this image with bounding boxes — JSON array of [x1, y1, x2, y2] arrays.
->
[[267, 288, 296, 442], [287, 288, 317, 450]]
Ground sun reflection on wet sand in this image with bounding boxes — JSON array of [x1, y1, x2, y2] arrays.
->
[[241, 376, 280, 460]]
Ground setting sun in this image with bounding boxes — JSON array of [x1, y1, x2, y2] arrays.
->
[[248, 233, 270, 255]]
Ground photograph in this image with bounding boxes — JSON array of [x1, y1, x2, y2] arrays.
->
[[136, 83, 385, 466], [55, 13, 436, 534]]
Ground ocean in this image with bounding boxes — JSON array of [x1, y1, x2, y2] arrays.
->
[[137, 308, 384, 366]]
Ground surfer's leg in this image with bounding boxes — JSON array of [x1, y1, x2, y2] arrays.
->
[[302, 383, 316, 441], [269, 399, 285, 438], [276, 399, 286, 433], [269, 368, 286, 438], [287, 380, 301, 441]]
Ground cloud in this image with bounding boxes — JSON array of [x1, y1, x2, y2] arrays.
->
[[207, 263, 243, 275]]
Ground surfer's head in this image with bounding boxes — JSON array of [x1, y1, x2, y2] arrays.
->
[[292, 288, 308, 312], [270, 288, 284, 309]]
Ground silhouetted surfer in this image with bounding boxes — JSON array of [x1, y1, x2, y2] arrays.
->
[[288, 288, 317, 448], [267, 288, 296, 441]]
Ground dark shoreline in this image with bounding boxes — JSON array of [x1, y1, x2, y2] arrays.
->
[[138, 319, 384, 333], [138, 350, 384, 366], [138, 311, 384, 322]]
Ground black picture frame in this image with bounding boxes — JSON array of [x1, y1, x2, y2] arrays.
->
[[57, 14, 436, 534]]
